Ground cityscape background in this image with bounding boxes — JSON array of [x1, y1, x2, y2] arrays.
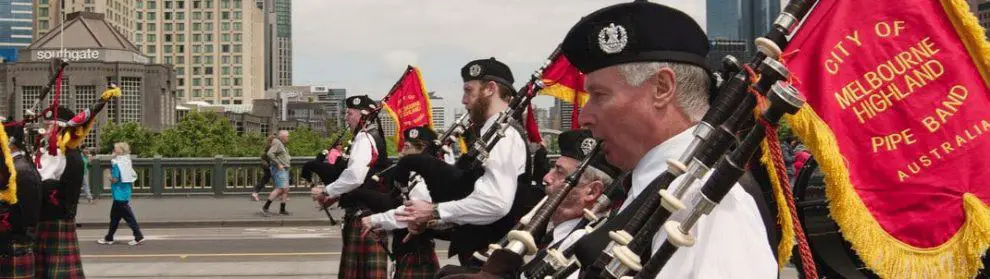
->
[[0, 0, 986, 149]]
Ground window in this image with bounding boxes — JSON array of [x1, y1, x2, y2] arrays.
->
[[233, 22, 241, 31], [193, 12, 201, 20], [234, 66, 242, 75], [137, 1, 143, 8], [165, 1, 173, 9], [206, 12, 213, 20], [193, 45, 202, 53], [205, 67, 214, 75], [222, 89, 230, 97], [234, 56, 242, 64], [147, 23, 156, 31], [147, 1, 156, 9], [193, 34, 201, 42], [39, 20, 48, 30], [221, 0, 230, 8], [177, 45, 185, 53], [135, 34, 142, 42], [39, 9, 48, 17], [233, 44, 241, 53], [233, 0, 241, 9], [234, 89, 242, 97], [222, 45, 230, 53], [194, 56, 201, 64], [165, 34, 173, 42], [164, 23, 172, 31], [148, 12, 156, 20], [192, 78, 201, 86], [221, 56, 230, 64], [177, 56, 185, 63], [222, 22, 230, 31], [177, 90, 184, 98], [205, 89, 214, 97], [147, 34, 156, 42], [222, 34, 230, 42], [233, 100, 242, 105], [205, 45, 213, 53], [206, 0, 213, 8], [234, 11, 241, 20], [205, 56, 213, 64], [234, 34, 242, 42], [193, 67, 201, 75], [178, 78, 184, 86], [205, 23, 213, 31], [222, 12, 229, 20], [164, 12, 172, 20], [147, 45, 156, 54], [221, 100, 230, 105], [193, 89, 201, 97], [205, 34, 213, 41], [233, 78, 241, 86], [193, 23, 201, 31], [177, 23, 184, 31], [178, 1, 185, 8], [205, 78, 213, 86], [164, 45, 173, 53], [176, 12, 184, 20], [137, 22, 143, 31], [222, 67, 230, 75], [164, 56, 173, 63], [222, 78, 230, 86]]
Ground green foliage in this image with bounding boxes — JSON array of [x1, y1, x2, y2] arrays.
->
[[99, 122, 155, 156], [155, 112, 238, 157], [285, 127, 330, 157]]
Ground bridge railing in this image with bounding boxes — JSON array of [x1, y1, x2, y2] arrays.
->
[[87, 155, 560, 197]]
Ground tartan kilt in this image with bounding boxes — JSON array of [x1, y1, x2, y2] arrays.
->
[[340, 213, 387, 279], [393, 243, 438, 279], [34, 219, 85, 279], [0, 249, 34, 279]]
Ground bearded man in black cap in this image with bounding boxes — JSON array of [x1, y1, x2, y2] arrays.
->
[[395, 58, 535, 267], [563, 2, 776, 277], [310, 95, 392, 279], [0, 124, 42, 279]]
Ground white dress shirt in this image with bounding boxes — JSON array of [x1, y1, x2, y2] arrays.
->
[[324, 130, 378, 198], [37, 149, 66, 181], [619, 126, 776, 279], [535, 218, 586, 279], [369, 179, 432, 230], [436, 114, 526, 225]]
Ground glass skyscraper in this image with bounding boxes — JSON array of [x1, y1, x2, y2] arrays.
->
[[0, 0, 33, 62]]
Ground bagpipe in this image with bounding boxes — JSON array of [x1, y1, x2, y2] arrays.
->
[[568, 1, 820, 278], [369, 112, 473, 183]]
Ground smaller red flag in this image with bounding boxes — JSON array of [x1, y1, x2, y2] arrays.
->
[[383, 66, 433, 151]]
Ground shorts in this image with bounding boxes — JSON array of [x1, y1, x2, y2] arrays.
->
[[271, 166, 290, 189]]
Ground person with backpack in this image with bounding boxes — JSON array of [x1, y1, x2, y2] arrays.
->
[[251, 134, 276, 201]]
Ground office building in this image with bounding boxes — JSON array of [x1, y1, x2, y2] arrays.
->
[[4, 12, 176, 149], [32, 0, 136, 42], [263, 0, 291, 88], [978, 0, 990, 38], [0, 0, 32, 62], [428, 91, 444, 131], [134, 0, 266, 105]]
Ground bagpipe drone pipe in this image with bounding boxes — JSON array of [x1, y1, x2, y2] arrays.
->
[[571, 1, 819, 278]]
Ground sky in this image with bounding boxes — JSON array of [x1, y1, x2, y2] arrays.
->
[[291, 1, 707, 113]]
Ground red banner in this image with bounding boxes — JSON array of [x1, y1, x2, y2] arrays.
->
[[383, 66, 433, 151], [539, 54, 588, 130], [780, 0, 990, 277]]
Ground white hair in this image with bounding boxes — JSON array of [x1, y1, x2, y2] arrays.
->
[[618, 62, 710, 121], [579, 166, 614, 189], [278, 130, 289, 137]]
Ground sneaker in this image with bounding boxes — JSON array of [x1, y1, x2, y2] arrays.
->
[[278, 211, 291, 216], [128, 238, 146, 246], [251, 193, 260, 201], [97, 239, 113, 245], [260, 208, 271, 217]]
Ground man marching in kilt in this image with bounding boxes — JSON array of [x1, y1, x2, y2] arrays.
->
[[0, 124, 42, 279], [361, 126, 442, 278], [311, 95, 393, 279], [34, 84, 120, 278]]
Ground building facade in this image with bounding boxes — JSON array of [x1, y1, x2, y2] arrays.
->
[[133, 0, 266, 105], [4, 12, 176, 149], [32, 0, 136, 43], [428, 91, 444, 131], [263, 0, 291, 89], [978, 0, 990, 38], [0, 0, 32, 62]]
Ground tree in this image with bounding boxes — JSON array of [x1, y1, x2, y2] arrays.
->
[[99, 122, 155, 156], [155, 111, 238, 157], [231, 131, 268, 157], [285, 127, 329, 158]]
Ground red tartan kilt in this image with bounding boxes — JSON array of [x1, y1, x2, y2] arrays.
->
[[0, 253, 35, 279], [394, 250, 439, 279], [340, 213, 388, 279], [34, 219, 85, 279]]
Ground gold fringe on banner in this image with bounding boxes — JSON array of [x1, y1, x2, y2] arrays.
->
[[0, 125, 17, 205], [758, 140, 795, 269], [785, 105, 990, 279]]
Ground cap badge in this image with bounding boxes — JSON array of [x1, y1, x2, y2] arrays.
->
[[598, 23, 628, 54], [469, 64, 482, 77], [409, 129, 419, 139], [352, 98, 361, 105], [580, 138, 597, 156]]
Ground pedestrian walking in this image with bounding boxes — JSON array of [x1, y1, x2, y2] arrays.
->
[[97, 142, 145, 246], [80, 147, 94, 203], [251, 134, 276, 201], [261, 130, 291, 216]]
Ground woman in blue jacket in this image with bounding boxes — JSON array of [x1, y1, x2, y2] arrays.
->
[[97, 142, 145, 245]]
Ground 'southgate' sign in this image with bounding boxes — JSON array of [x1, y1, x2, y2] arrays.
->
[[34, 49, 100, 61]]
